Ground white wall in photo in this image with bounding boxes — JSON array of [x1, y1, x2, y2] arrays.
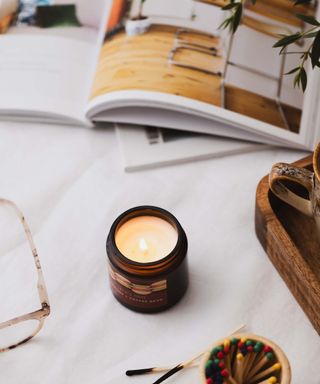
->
[[54, 0, 106, 29], [131, 0, 223, 34]]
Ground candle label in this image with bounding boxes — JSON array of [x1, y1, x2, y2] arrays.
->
[[108, 265, 168, 309]]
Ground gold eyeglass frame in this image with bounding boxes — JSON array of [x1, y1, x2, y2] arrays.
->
[[0, 198, 50, 353]]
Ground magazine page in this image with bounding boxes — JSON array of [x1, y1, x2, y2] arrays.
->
[[86, 0, 318, 148], [0, 0, 106, 125], [116, 123, 266, 172]]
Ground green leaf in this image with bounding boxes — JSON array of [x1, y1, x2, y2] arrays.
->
[[311, 30, 320, 68], [232, 5, 242, 33], [285, 67, 300, 75], [304, 30, 319, 38], [300, 67, 307, 91], [273, 33, 301, 48], [294, 71, 301, 88], [295, 13, 320, 26], [219, 16, 233, 30]]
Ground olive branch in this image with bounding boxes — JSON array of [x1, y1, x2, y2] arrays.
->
[[138, 0, 147, 19], [220, 0, 320, 91]]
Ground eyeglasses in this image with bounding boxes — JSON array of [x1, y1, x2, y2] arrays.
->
[[0, 198, 50, 352]]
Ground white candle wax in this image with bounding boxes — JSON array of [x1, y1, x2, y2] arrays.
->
[[115, 216, 178, 263]]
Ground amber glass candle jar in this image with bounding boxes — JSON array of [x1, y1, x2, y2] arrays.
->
[[106, 206, 189, 313]]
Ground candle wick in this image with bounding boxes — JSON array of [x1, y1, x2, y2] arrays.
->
[[139, 238, 148, 253]]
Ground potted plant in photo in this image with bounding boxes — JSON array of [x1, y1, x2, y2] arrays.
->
[[221, 0, 319, 91], [125, 0, 151, 36]]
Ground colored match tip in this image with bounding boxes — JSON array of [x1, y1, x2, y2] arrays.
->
[[240, 337, 247, 343], [211, 345, 224, 356], [224, 339, 230, 348], [273, 363, 281, 371], [254, 341, 264, 352], [237, 353, 244, 361], [231, 338, 239, 345], [268, 377, 277, 384], [266, 352, 275, 361], [217, 351, 224, 359], [221, 369, 229, 378], [247, 346, 254, 352]]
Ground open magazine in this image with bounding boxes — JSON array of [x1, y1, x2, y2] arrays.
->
[[0, 0, 319, 149]]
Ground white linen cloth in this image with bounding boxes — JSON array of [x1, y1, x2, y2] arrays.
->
[[0, 121, 319, 384]]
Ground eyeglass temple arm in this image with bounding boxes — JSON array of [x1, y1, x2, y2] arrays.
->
[[0, 198, 50, 310], [0, 307, 49, 330]]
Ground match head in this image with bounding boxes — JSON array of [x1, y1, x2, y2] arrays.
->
[[221, 369, 229, 378], [253, 341, 264, 352], [273, 363, 281, 371], [217, 351, 224, 359], [223, 339, 230, 353], [211, 345, 224, 357], [231, 338, 239, 345], [236, 353, 244, 361], [266, 352, 275, 361]]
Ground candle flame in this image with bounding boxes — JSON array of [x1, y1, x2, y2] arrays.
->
[[139, 238, 148, 253]]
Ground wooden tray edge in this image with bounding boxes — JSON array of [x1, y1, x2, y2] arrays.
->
[[255, 155, 320, 335]]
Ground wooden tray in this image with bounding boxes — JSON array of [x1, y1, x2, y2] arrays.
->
[[255, 155, 320, 334]]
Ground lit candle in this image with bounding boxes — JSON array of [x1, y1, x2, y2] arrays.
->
[[106, 206, 189, 313], [115, 216, 178, 263]]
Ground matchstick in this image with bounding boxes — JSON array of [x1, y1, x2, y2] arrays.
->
[[237, 338, 252, 376], [248, 341, 264, 372], [225, 375, 239, 384], [242, 340, 259, 381], [248, 363, 281, 383], [246, 351, 275, 380], [223, 339, 232, 374], [254, 377, 277, 384], [233, 353, 244, 384], [152, 364, 184, 384], [126, 366, 185, 376], [229, 337, 240, 370]]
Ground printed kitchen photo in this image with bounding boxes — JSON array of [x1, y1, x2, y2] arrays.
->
[[90, 0, 318, 134]]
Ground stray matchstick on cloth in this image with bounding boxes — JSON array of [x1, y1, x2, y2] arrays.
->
[[125, 324, 246, 383], [126, 331, 291, 384]]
